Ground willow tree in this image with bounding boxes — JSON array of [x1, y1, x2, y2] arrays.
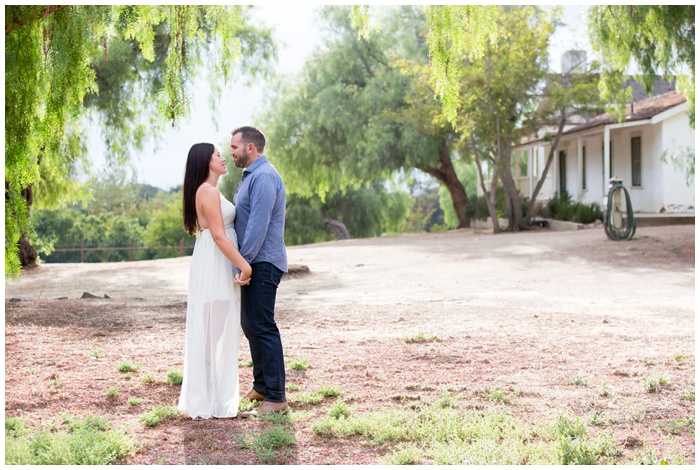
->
[[588, 5, 695, 127], [265, 6, 473, 228], [5, 5, 275, 276], [453, 6, 556, 232]]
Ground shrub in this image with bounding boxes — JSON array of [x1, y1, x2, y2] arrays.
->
[[166, 369, 183, 386]]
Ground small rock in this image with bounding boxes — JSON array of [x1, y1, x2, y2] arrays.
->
[[603, 319, 609, 324], [81, 292, 101, 299], [103, 294, 111, 299], [9, 297, 26, 302], [53, 297, 69, 300]]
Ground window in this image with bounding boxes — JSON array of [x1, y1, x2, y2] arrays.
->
[[520, 150, 528, 177], [582, 145, 587, 190], [631, 136, 641, 186], [558, 150, 567, 194]]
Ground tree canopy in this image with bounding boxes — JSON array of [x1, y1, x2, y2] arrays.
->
[[588, 5, 695, 127], [5, 5, 275, 276]]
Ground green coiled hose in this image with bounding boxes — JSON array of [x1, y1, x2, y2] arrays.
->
[[604, 181, 636, 241]]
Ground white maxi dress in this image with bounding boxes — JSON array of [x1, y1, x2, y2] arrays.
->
[[178, 193, 240, 419]]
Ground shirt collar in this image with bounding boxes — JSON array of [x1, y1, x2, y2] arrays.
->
[[243, 155, 268, 175]]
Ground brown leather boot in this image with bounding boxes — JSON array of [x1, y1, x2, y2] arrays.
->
[[243, 388, 266, 401], [255, 400, 289, 415]]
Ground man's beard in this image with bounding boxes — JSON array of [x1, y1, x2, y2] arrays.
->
[[235, 148, 250, 168]]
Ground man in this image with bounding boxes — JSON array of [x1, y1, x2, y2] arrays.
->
[[231, 126, 289, 415]]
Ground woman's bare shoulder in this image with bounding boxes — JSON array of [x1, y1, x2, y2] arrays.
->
[[196, 183, 220, 198]]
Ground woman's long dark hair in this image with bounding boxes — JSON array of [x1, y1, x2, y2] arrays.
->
[[183, 142, 215, 236]]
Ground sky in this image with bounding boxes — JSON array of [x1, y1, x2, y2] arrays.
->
[[90, 5, 592, 190]]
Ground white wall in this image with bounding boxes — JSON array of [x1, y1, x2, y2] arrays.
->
[[661, 111, 695, 212]]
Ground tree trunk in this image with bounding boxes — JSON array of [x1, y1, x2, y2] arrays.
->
[[324, 218, 351, 240], [472, 144, 500, 233], [525, 108, 567, 224], [18, 185, 39, 267], [420, 138, 470, 228], [499, 164, 528, 231]]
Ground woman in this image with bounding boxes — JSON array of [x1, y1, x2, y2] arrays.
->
[[178, 142, 252, 419]]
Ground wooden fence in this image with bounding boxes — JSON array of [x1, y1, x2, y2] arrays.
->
[[51, 239, 195, 263]]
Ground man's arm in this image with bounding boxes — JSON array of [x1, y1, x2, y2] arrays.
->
[[238, 172, 278, 264]]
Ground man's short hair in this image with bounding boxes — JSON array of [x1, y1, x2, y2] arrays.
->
[[232, 126, 266, 154]]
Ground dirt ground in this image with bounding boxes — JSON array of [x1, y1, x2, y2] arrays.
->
[[4, 224, 696, 464]]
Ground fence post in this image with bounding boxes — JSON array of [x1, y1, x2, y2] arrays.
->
[[180, 238, 184, 257], [80, 241, 84, 263], [129, 240, 133, 261]]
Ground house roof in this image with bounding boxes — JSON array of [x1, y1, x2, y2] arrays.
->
[[565, 91, 687, 134]]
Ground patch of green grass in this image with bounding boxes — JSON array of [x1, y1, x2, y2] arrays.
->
[[116, 361, 138, 373], [644, 358, 655, 367], [684, 389, 695, 401], [673, 354, 685, 362], [635, 445, 690, 465], [239, 359, 253, 367], [286, 384, 300, 392], [598, 382, 611, 397], [238, 399, 257, 413], [124, 373, 132, 380], [139, 372, 154, 384], [387, 443, 423, 465], [310, 402, 622, 465], [127, 397, 141, 406], [90, 348, 101, 359], [289, 391, 323, 406], [4, 414, 135, 465], [318, 383, 341, 398], [475, 386, 514, 404], [106, 387, 119, 398], [644, 374, 670, 393], [166, 369, 183, 386], [403, 332, 439, 344], [328, 401, 352, 420], [139, 406, 179, 427], [237, 425, 296, 464], [289, 358, 309, 371]]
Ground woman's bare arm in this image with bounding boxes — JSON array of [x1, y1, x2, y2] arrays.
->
[[197, 185, 252, 281]]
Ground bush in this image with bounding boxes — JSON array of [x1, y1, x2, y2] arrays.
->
[[540, 192, 602, 224]]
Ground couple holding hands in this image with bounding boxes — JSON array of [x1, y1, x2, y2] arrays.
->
[[178, 126, 288, 419]]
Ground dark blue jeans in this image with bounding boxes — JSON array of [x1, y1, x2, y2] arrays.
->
[[240, 262, 286, 402]]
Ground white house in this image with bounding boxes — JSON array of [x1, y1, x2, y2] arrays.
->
[[511, 90, 695, 214]]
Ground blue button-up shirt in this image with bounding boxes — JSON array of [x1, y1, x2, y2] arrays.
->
[[233, 156, 288, 273]]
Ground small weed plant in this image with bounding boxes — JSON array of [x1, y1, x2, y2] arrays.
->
[[569, 373, 588, 387], [106, 387, 119, 398], [644, 374, 669, 393], [289, 358, 309, 371], [140, 406, 179, 427], [127, 397, 141, 406], [91, 348, 101, 359], [116, 362, 138, 373], [139, 372, 154, 384], [239, 359, 253, 367], [403, 332, 439, 344], [318, 383, 341, 398], [166, 369, 183, 386], [237, 425, 296, 464]]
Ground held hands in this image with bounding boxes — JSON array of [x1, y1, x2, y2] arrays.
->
[[234, 273, 251, 286]]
